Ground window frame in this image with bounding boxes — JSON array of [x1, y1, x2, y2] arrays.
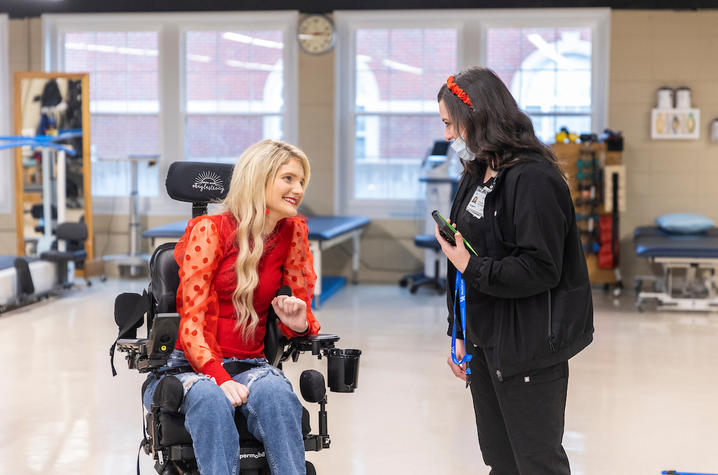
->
[[335, 8, 609, 219], [335, 10, 468, 219], [43, 12, 298, 215], [0, 15, 10, 214]]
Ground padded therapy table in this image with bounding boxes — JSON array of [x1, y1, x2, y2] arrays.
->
[[634, 226, 718, 311], [143, 215, 370, 307], [0, 255, 57, 310]]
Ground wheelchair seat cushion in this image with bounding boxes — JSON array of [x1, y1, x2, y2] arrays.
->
[[143, 371, 311, 449], [151, 406, 311, 447]]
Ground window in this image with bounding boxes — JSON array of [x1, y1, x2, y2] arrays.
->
[[486, 27, 593, 143], [336, 12, 460, 217], [353, 28, 457, 201], [184, 30, 285, 163], [336, 9, 609, 218], [63, 31, 160, 197], [44, 13, 298, 214]]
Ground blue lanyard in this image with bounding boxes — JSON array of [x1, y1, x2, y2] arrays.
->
[[451, 270, 472, 374]]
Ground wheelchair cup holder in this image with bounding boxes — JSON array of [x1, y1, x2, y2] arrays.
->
[[326, 348, 361, 393]]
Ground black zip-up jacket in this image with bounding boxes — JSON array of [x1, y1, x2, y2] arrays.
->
[[446, 156, 593, 381]]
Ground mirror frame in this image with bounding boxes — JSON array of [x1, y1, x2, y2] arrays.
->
[[13, 72, 93, 261]]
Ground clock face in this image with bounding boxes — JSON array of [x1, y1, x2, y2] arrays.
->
[[298, 14, 335, 55]]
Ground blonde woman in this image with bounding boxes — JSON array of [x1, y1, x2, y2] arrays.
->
[[143, 140, 320, 475]]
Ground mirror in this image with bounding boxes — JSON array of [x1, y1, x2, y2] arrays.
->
[[13, 72, 93, 261]]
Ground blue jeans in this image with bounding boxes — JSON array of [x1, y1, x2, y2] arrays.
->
[[143, 350, 306, 475]]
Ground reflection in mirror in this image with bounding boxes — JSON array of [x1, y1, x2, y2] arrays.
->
[[13, 73, 92, 261], [20, 78, 83, 255]]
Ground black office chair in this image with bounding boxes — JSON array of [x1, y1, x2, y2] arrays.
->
[[399, 235, 446, 294], [111, 162, 361, 475], [40, 220, 89, 288]]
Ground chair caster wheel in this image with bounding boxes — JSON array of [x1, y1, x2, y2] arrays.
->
[[634, 279, 643, 294], [399, 277, 409, 287]]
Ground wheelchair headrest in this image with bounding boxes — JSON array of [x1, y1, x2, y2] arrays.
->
[[165, 161, 234, 204]]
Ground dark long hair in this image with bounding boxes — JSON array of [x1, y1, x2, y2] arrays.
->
[[437, 67, 564, 178]]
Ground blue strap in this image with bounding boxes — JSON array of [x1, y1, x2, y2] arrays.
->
[[0, 131, 82, 156], [0, 139, 78, 155], [451, 270, 472, 374]]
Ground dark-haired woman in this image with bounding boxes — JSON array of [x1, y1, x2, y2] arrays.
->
[[434, 67, 593, 475]]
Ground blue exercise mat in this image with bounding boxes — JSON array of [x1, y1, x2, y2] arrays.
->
[[143, 216, 370, 242]]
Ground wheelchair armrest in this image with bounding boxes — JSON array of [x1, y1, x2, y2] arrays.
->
[[280, 333, 340, 364], [116, 313, 180, 372]]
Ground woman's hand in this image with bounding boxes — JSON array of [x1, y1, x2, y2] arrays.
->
[[220, 380, 250, 406], [271, 295, 309, 333], [435, 224, 470, 273], [447, 338, 467, 382]]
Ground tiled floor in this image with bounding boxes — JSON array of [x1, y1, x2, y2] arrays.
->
[[1, 280, 717, 474]]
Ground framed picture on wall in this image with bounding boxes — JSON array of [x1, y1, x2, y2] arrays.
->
[[651, 108, 700, 140]]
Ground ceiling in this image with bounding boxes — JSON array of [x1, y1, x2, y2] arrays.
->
[[1, 0, 716, 18]]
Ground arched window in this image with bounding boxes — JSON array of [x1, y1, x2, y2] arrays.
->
[[488, 27, 595, 143], [185, 30, 286, 164]]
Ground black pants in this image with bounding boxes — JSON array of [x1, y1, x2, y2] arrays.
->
[[468, 347, 570, 475]]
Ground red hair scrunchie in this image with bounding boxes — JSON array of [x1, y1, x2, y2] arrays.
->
[[447, 75, 473, 109]]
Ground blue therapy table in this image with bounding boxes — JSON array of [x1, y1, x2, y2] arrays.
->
[[143, 215, 370, 307]]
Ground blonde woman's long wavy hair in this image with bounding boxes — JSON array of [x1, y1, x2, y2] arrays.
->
[[222, 139, 310, 339]]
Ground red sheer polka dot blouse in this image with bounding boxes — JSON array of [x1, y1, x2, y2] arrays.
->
[[173, 212, 320, 386]]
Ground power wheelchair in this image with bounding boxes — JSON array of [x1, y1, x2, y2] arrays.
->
[[110, 161, 361, 475]]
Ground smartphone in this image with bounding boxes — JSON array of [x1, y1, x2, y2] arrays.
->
[[432, 210, 478, 256], [432, 210, 457, 245]]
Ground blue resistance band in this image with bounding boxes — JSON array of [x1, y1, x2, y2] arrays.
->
[[451, 270, 472, 374]]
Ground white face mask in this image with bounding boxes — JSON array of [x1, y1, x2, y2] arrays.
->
[[450, 136, 475, 162]]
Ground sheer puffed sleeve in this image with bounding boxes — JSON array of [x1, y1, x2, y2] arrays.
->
[[280, 217, 321, 338], [174, 216, 231, 386]]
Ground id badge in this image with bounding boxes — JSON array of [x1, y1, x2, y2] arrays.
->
[[466, 185, 491, 219]]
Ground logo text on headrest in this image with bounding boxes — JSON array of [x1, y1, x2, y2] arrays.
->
[[193, 171, 225, 194]]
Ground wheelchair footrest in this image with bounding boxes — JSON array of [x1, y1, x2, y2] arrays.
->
[[304, 434, 330, 452]]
